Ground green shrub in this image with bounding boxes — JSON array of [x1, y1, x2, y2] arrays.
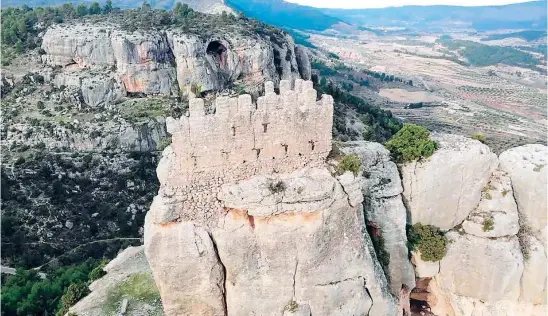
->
[[471, 133, 486, 143], [518, 216, 532, 260], [56, 283, 90, 316], [338, 154, 361, 176], [156, 137, 172, 151], [284, 300, 299, 312], [384, 123, 437, 163], [88, 259, 108, 281], [482, 217, 494, 232], [407, 223, 448, 262]]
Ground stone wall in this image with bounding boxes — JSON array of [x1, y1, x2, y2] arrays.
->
[[143, 81, 404, 315], [150, 79, 333, 227]]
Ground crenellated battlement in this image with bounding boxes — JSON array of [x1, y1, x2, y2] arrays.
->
[[162, 79, 333, 187]]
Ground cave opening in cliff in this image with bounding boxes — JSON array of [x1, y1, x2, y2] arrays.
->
[[206, 41, 228, 70]]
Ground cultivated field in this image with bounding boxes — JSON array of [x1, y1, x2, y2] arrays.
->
[[311, 33, 547, 153]]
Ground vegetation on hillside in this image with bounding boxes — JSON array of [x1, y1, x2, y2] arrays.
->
[[407, 223, 448, 262], [385, 123, 437, 163], [1, 1, 289, 64], [438, 38, 540, 68], [338, 154, 361, 176], [310, 59, 404, 142], [482, 30, 547, 42], [312, 73, 402, 142], [1, 151, 156, 268], [1, 259, 102, 316]]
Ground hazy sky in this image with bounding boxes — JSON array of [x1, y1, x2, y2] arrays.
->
[[284, 0, 533, 9]]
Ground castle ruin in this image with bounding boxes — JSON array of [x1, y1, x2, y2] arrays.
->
[[151, 79, 334, 226]]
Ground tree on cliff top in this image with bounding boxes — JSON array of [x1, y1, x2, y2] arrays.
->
[[384, 123, 437, 163]]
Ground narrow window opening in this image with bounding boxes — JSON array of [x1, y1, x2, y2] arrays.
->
[[309, 140, 315, 151], [282, 144, 288, 155], [231, 126, 236, 136], [262, 123, 268, 133]]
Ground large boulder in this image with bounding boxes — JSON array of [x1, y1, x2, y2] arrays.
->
[[401, 133, 498, 230], [520, 235, 547, 304], [145, 167, 401, 316], [340, 141, 415, 296], [499, 144, 547, 233], [438, 232, 523, 302], [462, 169, 519, 238]]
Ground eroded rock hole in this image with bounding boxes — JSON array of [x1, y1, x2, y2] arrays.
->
[[206, 41, 228, 70], [231, 126, 236, 136], [254, 148, 261, 159], [263, 123, 268, 133], [309, 140, 315, 151], [282, 144, 288, 155]]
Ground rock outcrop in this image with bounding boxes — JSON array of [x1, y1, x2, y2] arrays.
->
[[401, 133, 498, 230], [438, 231, 524, 302], [461, 169, 519, 238], [41, 22, 310, 107], [144, 81, 401, 316], [403, 142, 547, 316], [499, 144, 547, 233], [340, 142, 415, 297]]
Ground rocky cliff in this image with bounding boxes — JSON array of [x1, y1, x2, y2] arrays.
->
[[405, 138, 547, 316], [144, 80, 403, 316], [40, 20, 310, 107]]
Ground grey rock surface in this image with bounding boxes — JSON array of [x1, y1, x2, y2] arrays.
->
[[41, 23, 310, 107], [462, 169, 520, 238], [340, 141, 416, 296], [499, 144, 547, 233], [438, 231, 523, 302], [401, 133, 498, 230]]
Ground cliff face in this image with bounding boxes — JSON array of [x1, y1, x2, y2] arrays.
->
[[41, 22, 309, 107], [404, 139, 547, 316], [144, 80, 401, 316]]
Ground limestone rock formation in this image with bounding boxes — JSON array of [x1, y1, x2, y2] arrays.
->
[[499, 144, 547, 233], [401, 133, 498, 230], [70, 246, 163, 316], [411, 250, 439, 278], [41, 23, 309, 107], [144, 81, 400, 316], [520, 235, 547, 304], [340, 141, 415, 297], [438, 231, 524, 302], [462, 169, 519, 238]]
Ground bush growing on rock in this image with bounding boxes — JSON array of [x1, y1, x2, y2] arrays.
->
[[57, 283, 90, 316], [384, 123, 437, 163], [407, 223, 448, 262], [471, 133, 486, 143], [482, 217, 495, 232], [338, 154, 361, 176]]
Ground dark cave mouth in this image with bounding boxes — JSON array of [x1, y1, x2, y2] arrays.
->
[[207, 41, 228, 70]]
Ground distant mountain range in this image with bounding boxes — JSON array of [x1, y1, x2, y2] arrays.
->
[[2, 0, 547, 32], [321, 1, 547, 31]]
